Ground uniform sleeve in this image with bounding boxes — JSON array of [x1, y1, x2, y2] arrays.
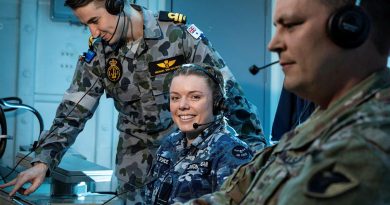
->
[[275, 124, 390, 205], [31, 50, 104, 172], [181, 25, 266, 152], [213, 141, 253, 190]]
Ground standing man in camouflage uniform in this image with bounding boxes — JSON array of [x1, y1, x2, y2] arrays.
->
[[0, 0, 265, 203], [175, 0, 390, 204], [145, 64, 253, 204]]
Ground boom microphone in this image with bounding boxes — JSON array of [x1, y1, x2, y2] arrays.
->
[[249, 61, 279, 75], [193, 120, 219, 129]]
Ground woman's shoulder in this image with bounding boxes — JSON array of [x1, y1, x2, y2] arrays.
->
[[206, 132, 252, 163], [212, 131, 248, 146], [210, 131, 251, 152]]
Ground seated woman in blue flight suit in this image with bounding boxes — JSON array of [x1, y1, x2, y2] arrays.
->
[[145, 64, 253, 204]]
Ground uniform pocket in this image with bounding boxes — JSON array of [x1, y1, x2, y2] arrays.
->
[[114, 83, 141, 103]]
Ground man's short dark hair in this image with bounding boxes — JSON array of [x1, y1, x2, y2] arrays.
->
[[64, 0, 106, 10]]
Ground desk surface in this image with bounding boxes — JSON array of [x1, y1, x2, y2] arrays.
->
[[0, 165, 124, 205]]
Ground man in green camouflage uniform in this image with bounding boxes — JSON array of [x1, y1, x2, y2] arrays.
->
[[176, 0, 390, 204], [0, 0, 265, 203]]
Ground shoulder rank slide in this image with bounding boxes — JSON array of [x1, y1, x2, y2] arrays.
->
[[81, 35, 97, 63], [186, 24, 203, 39], [159, 11, 187, 24], [88, 35, 95, 48]]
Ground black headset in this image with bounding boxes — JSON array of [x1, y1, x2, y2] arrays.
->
[[168, 64, 227, 115], [105, 0, 125, 15], [327, 0, 370, 49], [197, 66, 226, 115]]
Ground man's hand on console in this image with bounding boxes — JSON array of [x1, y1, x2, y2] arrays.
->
[[0, 162, 48, 197]]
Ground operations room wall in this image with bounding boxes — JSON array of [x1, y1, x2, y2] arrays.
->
[[0, 0, 19, 167], [0, 0, 166, 169]]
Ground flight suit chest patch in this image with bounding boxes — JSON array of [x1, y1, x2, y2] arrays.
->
[[148, 55, 185, 77]]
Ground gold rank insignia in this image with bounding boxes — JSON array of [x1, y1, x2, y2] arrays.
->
[[157, 59, 176, 69], [158, 11, 187, 24], [88, 35, 94, 48], [148, 55, 185, 77], [106, 58, 122, 83]]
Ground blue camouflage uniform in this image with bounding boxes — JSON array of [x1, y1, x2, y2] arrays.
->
[[32, 4, 265, 203], [145, 120, 252, 204]]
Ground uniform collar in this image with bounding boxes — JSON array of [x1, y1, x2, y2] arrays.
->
[[179, 120, 226, 152], [275, 68, 390, 152], [133, 4, 162, 39]]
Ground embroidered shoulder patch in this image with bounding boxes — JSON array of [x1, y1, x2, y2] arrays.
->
[[159, 11, 187, 24], [105, 58, 122, 83], [232, 146, 250, 160], [80, 35, 97, 63]]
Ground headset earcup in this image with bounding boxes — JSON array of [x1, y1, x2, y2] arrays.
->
[[106, 0, 124, 15], [327, 6, 370, 49], [213, 97, 226, 115]]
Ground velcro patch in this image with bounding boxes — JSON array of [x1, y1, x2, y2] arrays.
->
[[159, 11, 187, 24], [148, 55, 185, 77], [83, 49, 96, 63], [186, 163, 199, 171], [232, 146, 250, 160], [157, 155, 171, 165], [305, 163, 359, 198], [185, 161, 211, 173], [186, 24, 203, 39], [199, 161, 210, 169]]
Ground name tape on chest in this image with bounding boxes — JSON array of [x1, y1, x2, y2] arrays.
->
[[159, 11, 187, 24], [186, 160, 211, 171], [148, 55, 185, 77], [157, 155, 171, 165]]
